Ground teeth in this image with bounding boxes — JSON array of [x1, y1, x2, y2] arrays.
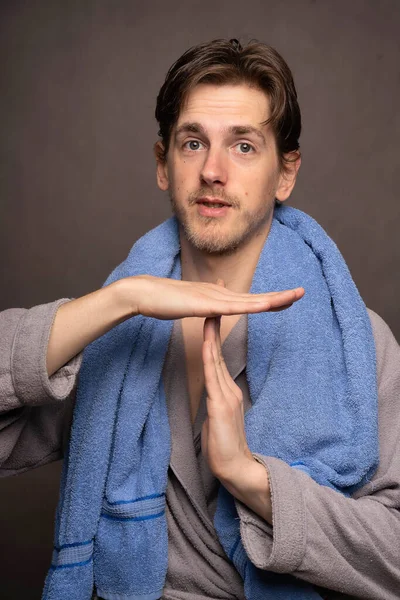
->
[[204, 202, 225, 208]]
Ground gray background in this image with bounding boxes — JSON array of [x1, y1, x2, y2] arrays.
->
[[0, 0, 399, 597]]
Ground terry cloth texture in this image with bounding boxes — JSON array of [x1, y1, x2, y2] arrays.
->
[[43, 206, 378, 600]]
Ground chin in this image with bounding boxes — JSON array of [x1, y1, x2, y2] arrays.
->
[[183, 222, 248, 255]]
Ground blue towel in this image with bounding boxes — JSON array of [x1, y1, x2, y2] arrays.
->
[[43, 206, 378, 600]]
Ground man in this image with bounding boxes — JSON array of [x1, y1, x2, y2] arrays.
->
[[1, 39, 399, 600]]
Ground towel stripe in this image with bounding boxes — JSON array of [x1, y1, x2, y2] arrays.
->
[[51, 540, 93, 569], [101, 510, 165, 522], [102, 494, 165, 520], [49, 557, 93, 571], [54, 539, 92, 551]]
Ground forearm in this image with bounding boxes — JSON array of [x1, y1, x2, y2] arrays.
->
[[46, 279, 138, 376]]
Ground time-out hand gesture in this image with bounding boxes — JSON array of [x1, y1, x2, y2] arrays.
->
[[47, 276, 303, 377]]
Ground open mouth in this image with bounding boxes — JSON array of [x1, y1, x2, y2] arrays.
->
[[196, 197, 232, 208], [198, 201, 229, 208], [195, 198, 232, 218]]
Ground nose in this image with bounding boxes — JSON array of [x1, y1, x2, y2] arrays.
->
[[200, 147, 228, 187]]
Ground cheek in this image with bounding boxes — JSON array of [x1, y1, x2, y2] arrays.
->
[[170, 154, 204, 197], [169, 175, 189, 199], [176, 170, 196, 193], [258, 171, 280, 196]]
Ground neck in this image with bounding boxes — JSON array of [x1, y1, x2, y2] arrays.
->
[[180, 219, 273, 293]]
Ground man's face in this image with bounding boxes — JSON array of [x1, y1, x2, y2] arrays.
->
[[156, 83, 298, 254]]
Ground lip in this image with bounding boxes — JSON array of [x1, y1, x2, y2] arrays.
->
[[195, 197, 232, 218], [195, 197, 232, 207]]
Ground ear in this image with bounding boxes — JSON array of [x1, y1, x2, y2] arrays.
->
[[154, 141, 169, 191], [275, 152, 301, 202]]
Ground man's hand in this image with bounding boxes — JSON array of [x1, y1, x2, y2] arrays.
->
[[127, 275, 304, 320], [201, 316, 273, 523]]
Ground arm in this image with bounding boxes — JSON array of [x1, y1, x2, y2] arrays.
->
[[203, 312, 400, 599], [255, 311, 400, 599], [238, 445, 400, 599], [0, 300, 80, 475]]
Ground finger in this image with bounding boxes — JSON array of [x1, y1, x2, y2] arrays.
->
[[267, 302, 294, 312], [202, 283, 304, 302], [202, 334, 224, 405], [214, 316, 242, 397], [195, 296, 298, 318], [211, 283, 304, 299], [197, 287, 305, 315], [205, 318, 239, 400], [248, 287, 304, 307], [203, 318, 229, 393], [190, 279, 283, 298], [265, 288, 305, 306], [213, 316, 231, 390], [213, 316, 229, 384]]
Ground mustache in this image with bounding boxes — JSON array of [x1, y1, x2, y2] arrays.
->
[[187, 188, 240, 209]]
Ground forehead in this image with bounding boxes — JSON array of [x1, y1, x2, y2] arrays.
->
[[176, 83, 271, 130]]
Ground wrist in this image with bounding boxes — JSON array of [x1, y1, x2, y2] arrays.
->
[[107, 277, 141, 322], [221, 456, 272, 523], [222, 455, 266, 494]]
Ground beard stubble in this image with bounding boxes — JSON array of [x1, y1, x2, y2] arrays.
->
[[169, 187, 275, 255]]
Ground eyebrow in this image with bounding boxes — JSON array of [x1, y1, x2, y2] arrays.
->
[[174, 122, 267, 145]]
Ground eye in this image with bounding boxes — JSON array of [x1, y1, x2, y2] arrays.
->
[[184, 140, 203, 151], [237, 142, 254, 154]]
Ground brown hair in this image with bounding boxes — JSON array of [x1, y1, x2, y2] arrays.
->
[[155, 38, 301, 171]]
